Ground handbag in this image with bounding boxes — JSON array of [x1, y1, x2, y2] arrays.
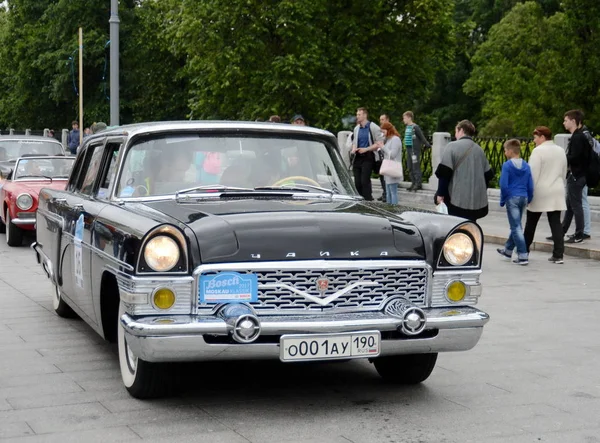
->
[[379, 158, 403, 179]]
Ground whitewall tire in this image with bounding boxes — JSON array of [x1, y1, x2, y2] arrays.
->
[[52, 284, 77, 318], [118, 303, 171, 398]]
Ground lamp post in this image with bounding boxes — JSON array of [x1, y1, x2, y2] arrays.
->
[[109, 0, 120, 126]]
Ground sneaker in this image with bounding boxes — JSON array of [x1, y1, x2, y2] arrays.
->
[[412, 185, 423, 192], [565, 235, 584, 244], [548, 256, 564, 264], [496, 248, 512, 260], [513, 258, 529, 265], [583, 234, 591, 240]]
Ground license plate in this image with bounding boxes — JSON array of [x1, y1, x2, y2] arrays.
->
[[280, 331, 380, 362]]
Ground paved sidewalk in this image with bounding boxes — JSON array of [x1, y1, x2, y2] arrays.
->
[[371, 185, 600, 261]]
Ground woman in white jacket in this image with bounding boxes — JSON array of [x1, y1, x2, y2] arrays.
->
[[523, 126, 568, 263], [379, 122, 403, 205]]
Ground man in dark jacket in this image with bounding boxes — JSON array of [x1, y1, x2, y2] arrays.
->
[[351, 107, 384, 200], [403, 111, 431, 191], [67, 120, 80, 155], [561, 109, 589, 243]]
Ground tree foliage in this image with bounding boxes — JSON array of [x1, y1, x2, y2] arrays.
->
[[464, 0, 600, 135], [0, 0, 597, 137], [169, 0, 455, 130]]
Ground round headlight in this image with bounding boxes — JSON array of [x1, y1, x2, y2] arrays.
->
[[442, 232, 474, 266], [16, 193, 33, 210], [144, 236, 180, 272]]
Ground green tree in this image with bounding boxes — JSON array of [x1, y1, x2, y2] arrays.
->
[[120, 0, 189, 122], [169, 0, 455, 131], [464, 2, 581, 135]]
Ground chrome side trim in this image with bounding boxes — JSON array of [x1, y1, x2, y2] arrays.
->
[[92, 245, 134, 272], [105, 265, 194, 316]]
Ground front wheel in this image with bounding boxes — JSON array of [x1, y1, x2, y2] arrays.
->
[[118, 303, 172, 399], [6, 209, 23, 246], [52, 284, 78, 318], [372, 353, 438, 384]]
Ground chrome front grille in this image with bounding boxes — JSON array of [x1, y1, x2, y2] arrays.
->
[[195, 260, 430, 315]]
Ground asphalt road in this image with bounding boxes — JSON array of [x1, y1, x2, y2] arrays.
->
[[1, 234, 599, 443]]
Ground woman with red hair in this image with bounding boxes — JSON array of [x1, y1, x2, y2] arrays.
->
[[379, 122, 403, 205]]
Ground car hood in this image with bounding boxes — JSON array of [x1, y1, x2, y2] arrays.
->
[[11, 180, 68, 195], [141, 198, 426, 263]]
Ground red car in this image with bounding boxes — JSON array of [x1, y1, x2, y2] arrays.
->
[[0, 156, 75, 246]]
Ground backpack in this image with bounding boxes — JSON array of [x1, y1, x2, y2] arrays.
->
[[583, 130, 600, 188]]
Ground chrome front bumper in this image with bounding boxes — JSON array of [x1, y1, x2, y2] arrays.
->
[[121, 307, 490, 363], [12, 217, 36, 226]]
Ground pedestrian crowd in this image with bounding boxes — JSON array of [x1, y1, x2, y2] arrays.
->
[[57, 108, 598, 266], [338, 106, 598, 266], [66, 120, 108, 155], [491, 109, 598, 265]]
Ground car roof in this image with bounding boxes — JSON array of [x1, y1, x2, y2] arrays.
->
[[84, 121, 337, 142], [0, 135, 63, 143], [16, 155, 73, 161]]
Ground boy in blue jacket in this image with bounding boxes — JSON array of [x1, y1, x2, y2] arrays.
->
[[497, 139, 534, 265]]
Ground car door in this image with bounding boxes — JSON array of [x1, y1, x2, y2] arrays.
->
[[61, 142, 106, 324]]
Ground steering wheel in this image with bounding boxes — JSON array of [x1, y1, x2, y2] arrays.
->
[[271, 175, 321, 187], [132, 185, 149, 197]]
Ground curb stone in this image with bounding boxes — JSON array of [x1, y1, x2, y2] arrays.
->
[[484, 234, 600, 261]]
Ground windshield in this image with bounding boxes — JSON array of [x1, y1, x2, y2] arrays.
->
[[116, 134, 355, 198], [0, 140, 64, 160], [14, 157, 75, 180]]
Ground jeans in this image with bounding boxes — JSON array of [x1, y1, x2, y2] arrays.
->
[[405, 146, 422, 187], [524, 210, 564, 258], [562, 174, 586, 237], [582, 185, 591, 235], [353, 159, 374, 201], [386, 183, 399, 205], [504, 196, 528, 259]]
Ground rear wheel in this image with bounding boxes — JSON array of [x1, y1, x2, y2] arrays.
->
[[118, 303, 172, 399], [372, 353, 438, 384], [52, 284, 78, 318], [6, 209, 23, 246]]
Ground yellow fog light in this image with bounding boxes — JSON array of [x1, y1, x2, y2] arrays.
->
[[153, 288, 176, 310], [446, 281, 467, 302]]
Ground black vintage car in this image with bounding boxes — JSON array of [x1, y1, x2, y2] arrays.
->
[[32, 121, 489, 398]]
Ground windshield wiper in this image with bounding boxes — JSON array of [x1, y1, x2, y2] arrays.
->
[[176, 185, 253, 195], [254, 184, 336, 194]]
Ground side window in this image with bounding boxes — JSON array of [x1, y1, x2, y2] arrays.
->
[[97, 143, 122, 199], [78, 145, 105, 195], [67, 149, 87, 192]]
